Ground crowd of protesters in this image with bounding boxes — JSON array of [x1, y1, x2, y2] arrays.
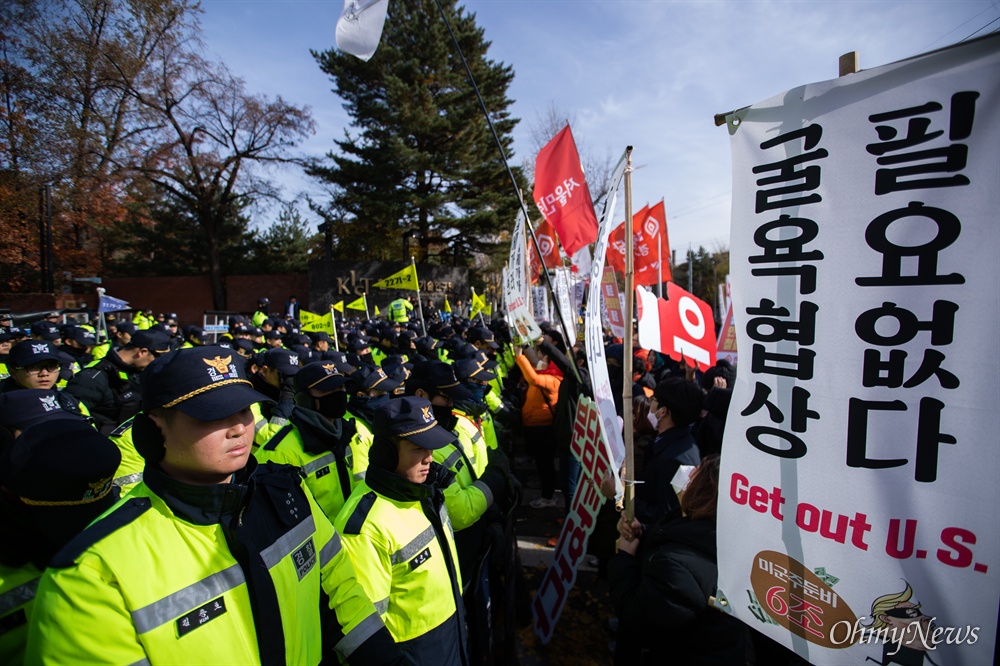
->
[[0, 298, 802, 665]]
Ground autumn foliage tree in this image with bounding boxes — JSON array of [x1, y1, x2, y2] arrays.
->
[[2, 0, 313, 306]]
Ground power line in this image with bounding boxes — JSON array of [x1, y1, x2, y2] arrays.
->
[[920, 3, 998, 51], [959, 16, 1000, 42]]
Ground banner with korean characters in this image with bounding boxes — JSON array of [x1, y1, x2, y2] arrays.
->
[[503, 211, 543, 345], [716, 36, 998, 665], [532, 396, 613, 643]]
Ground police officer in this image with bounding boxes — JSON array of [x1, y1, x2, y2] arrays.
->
[[403, 362, 507, 582], [1, 341, 62, 393], [252, 297, 271, 328], [387, 296, 413, 324], [180, 325, 206, 348], [1, 419, 122, 665], [58, 326, 97, 373], [345, 365, 401, 484], [254, 361, 359, 520], [64, 330, 171, 435], [0, 329, 12, 380], [336, 396, 468, 666], [25, 346, 402, 665]]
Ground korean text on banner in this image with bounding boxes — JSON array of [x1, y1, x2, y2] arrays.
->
[[600, 267, 626, 340], [716, 36, 999, 666], [504, 213, 543, 343], [533, 125, 599, 256], [608, 200, 672, 286], [532, 397, 612, 643], [635, 282, 717, 371]]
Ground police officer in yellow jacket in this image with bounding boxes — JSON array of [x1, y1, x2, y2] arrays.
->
[[255, 361, 358, 521], [387, 297, 413, 323], [335, 396, 468, 666], [25, 346, 402, 666], [403, 361, 508, 586]]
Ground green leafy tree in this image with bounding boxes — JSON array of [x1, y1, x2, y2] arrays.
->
[[103, 182, 256, 278], [309, 0, 526, 271], [671, 245, 729, 315], [244, 205, 321, 274]]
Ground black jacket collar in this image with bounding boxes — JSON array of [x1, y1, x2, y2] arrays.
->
[[143, 456, 256, 526], [365, 462, 451, 503]]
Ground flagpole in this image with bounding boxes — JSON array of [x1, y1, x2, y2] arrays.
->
[[333, 305, 340, 349], [412, 256, 427, 336], [622, 147, 636, 523], [96, 287, 107, 345], [657, 232, 663, 299], [433, 0, 581, 387], [364, 294, 369, 321]]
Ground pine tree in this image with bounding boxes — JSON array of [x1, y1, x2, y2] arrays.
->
[[309, 0, 526, 268]]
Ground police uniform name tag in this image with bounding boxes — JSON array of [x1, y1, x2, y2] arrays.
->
[[176, 597, 227, 637], [409, 547, 432, 571], [293, 539, 317, 580]]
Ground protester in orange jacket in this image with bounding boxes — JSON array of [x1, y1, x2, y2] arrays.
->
[[515, 345, 562, 509]]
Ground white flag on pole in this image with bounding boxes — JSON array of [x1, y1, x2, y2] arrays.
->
[[335, 0, 389, 62]]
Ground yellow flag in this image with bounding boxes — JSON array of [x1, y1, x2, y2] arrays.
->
[[332, 301, 344, 313], [301, 312, 333, 334], [470, 289, 487, 317], [374, 305, 381, 316], [444, 298, 451, 313], [346, 295, 367, 310], [372, 264, 418, 290], [300, 310, 320, 326]]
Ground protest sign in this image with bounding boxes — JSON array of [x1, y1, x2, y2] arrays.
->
[[532, 397, 613, 643], [717, 36, 999, 665]]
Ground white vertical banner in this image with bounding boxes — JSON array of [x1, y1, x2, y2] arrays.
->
[[504, 212, 542, 343], [584, 150, 628, 493], [531, 286, 549, 324], [553, 268, 577, 345], [717, 36, 999, 665]]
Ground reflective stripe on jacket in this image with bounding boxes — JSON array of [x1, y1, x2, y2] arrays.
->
[[25, 462, 383, 666], [335, 468, 466, 665]]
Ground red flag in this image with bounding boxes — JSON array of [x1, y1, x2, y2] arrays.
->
[[607, 200, 671, 286], [636, 201, 671, 285], [528, 218, 561, 284], [533, 125, 598, 256], [635, 282, 717, 371]]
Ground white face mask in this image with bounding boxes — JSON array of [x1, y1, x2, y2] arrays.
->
[[647, 410, 660, 429]]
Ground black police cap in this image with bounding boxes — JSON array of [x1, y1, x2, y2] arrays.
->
[[407, 360, 471, 401], [141, 346, 271, 421], [8, 340, 60, 367], [372, 396, 456, 450]]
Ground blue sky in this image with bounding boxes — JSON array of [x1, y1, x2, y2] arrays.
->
[[199, 0, 999, 255]]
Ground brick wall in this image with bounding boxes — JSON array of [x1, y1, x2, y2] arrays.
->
[[97, 274, 309, 327]]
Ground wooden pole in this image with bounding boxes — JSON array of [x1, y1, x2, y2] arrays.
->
[[622, 146, 636, 521], [839, 51, 859, 77]]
